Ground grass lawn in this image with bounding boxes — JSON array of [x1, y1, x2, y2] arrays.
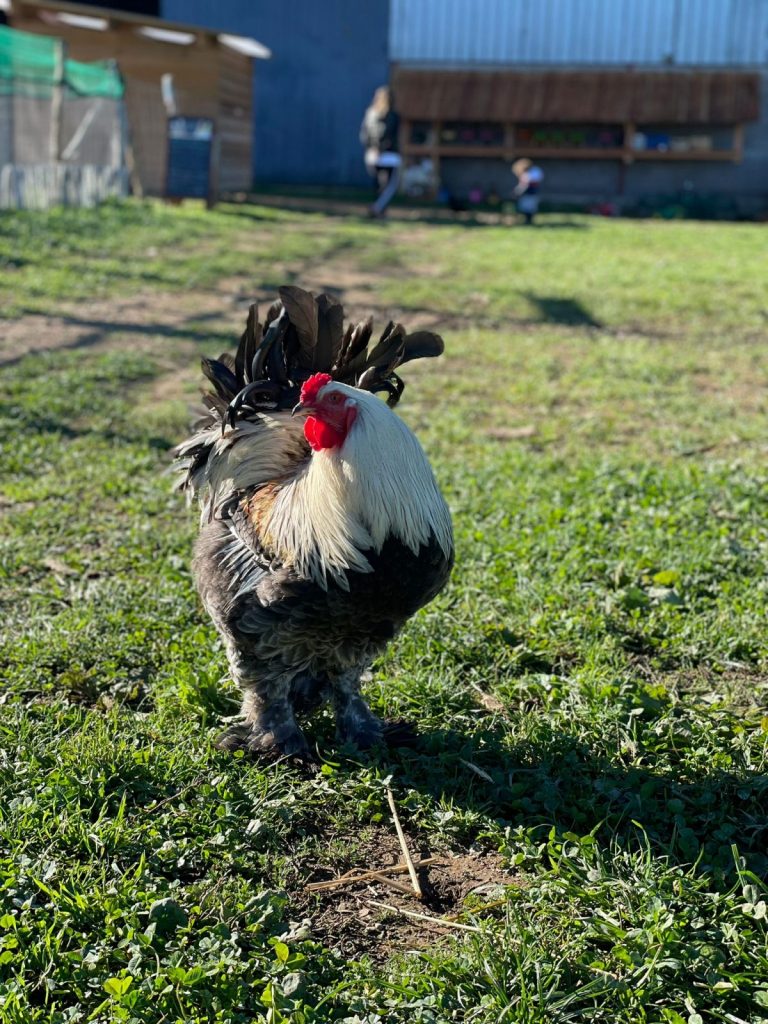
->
[[1, 200, 767, 1023]]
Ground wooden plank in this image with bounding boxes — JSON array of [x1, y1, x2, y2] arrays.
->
[[392, 67, 761, 125], [503, 122, 514, 160], [123, 75, 167, 194], [404, 144, 504, 158], [402, 144, 626, 160], [216, 47, 252, 191], [631, 149, 738, 161]]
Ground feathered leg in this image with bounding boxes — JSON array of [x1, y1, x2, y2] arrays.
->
[[290, 672, 332, 718], [216, 652, 314, 764], [194, 523, 315, 764], [332, 668, 385, 749]]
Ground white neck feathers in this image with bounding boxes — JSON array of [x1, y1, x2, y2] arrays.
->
[[264, 387, 452, 589]]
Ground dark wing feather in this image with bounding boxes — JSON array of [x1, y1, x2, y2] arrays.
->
[[263, 300, 282, 333], [346, 316, 374, 363], [252, 308, 287, 381], [333, 322, 354, 373], [335, 316, 374, 382], [201, 392, 228, 417], [265, 319, 290, 386]]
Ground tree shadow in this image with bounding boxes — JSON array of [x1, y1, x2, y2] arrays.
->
[[523, 293, 603, 328]]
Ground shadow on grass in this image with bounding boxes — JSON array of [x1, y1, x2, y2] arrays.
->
[[523, 293, 603, 328], [5, 402, 175, 452], [225, 196, 592, 232], [0, 312, 237, 369], [523, 219, 591, 231], [378, 723, 768, 877]]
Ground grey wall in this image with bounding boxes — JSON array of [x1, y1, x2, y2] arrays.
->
[[162, 0, 389, 185]]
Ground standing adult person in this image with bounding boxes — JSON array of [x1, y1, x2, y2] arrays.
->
[[512, 158, 544, 225], [360, 86, 402, 219]]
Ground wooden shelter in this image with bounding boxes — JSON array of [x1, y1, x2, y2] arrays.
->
[[6, 0, 270, 198], [393, 66, 760, 180]]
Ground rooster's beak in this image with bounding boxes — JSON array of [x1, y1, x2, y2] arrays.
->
[[291, 402, 303, 417]]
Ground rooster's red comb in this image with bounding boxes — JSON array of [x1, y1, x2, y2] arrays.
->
[[300, 372, 333, 405]]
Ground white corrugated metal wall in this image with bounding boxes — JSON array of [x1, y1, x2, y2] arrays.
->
[[390, 0, 768, 67]]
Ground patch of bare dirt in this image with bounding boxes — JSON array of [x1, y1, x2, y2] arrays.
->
[[485, 424, 539, 442], [291, 825, 516, 962], [0, 241, 449, 370], [0, 277, 254, 367], [0, 215, 592, 373]]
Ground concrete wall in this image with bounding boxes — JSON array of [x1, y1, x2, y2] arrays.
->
[[162, 0, 389, 185]]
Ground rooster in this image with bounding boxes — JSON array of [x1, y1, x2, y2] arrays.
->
[[175, 287, 453, 763]]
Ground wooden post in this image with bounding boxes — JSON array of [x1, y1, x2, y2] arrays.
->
[[431, 120, 441, 194], [207, 33, 221, 207], [207, 120, 220, 208], [622, 121, 635, 165], [49, 38, 65, 162], [732, 123, 744, 163], [504, 121, 514, 161]]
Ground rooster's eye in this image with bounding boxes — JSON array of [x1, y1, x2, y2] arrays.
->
[[327, 393, 342, 404]]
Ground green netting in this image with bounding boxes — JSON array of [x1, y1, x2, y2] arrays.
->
[[0, 25, 123, 99], [65, 57, 123, 99], [0, 24, 57, 96]]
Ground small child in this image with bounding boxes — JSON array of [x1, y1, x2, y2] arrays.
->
[[512, 158, 544, 225]]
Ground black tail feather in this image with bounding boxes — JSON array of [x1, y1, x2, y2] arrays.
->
[[201, 357, 240, 402], [194, 287, 444, 430], [236, 304, 260, 386]]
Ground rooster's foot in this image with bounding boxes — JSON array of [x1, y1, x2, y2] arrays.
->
[[216, 721, 317, 768], [289, 672, 332, 718], [382, 718, 420, 749], [335, 696, 386, 751]]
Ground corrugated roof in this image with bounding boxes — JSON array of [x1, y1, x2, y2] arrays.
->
[[390, 0, 768, 68], [392, 67, 761, 123]]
